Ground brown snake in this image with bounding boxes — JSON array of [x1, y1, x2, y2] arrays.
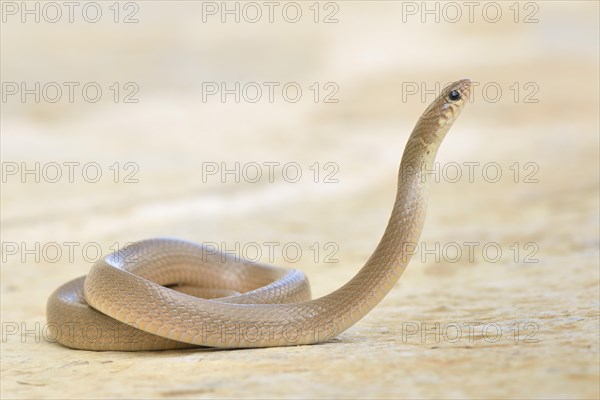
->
[[47, 79, 472, 350]]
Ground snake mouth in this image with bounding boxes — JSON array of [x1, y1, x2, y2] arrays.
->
[[430, 79, 471, 129], [453, 78, 472, 101], [441, 78, 471, 103]]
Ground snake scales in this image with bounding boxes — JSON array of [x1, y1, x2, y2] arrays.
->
[[47, 79, 471, 350]]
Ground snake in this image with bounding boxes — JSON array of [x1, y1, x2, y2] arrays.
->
[[46, 79, 472, 350]]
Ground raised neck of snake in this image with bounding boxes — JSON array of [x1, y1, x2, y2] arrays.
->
[[314, 79, 472, 339]]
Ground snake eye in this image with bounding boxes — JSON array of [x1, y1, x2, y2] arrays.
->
[[448, 90, 461, 101]]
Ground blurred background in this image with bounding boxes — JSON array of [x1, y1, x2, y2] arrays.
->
[[1, 1, 598, 399]]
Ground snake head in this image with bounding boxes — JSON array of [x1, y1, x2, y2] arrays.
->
[[414, 79, 472, 147], [436, 79, 472, 128]]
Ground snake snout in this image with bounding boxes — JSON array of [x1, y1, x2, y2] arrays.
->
[[455, 78, 471, 101]]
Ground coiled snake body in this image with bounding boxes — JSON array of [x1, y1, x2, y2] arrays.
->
[[47, 79, 472, 350]]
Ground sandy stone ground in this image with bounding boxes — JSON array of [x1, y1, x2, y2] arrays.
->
[[1, 2, 598, 399]]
